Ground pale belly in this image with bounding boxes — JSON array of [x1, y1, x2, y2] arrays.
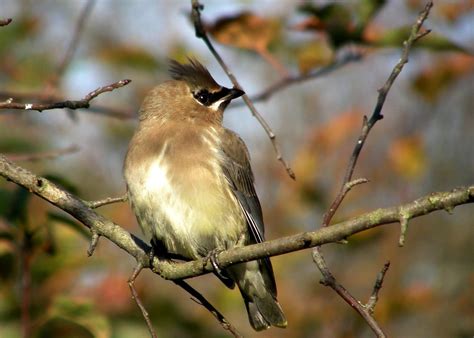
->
[[126, 157, 246, 260]]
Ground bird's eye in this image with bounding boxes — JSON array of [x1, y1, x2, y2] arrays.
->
[[194, 90, 211, 105]]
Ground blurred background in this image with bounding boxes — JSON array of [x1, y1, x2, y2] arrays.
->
[[0, 1, 473, 337]]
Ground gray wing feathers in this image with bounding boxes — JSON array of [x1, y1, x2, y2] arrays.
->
[[219, 129, 276, 294]]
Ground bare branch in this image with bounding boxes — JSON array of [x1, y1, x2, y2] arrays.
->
[[312, 2, 434, 336], [128, 264, 158, 338], [323, 1, 434, 228], [0, 79, 131, 112], [344, 1, 433, 189], [1, 155, 471, 281], [4, 145, 80, 162], [190, 0, 295, 180], [313, 247, 386, 337], [233, 52, 362, 105], [86, 194, 128, 209], [323, 178, 369, 227], [175, 280, 242, 338], [0, 90, 136, 119], [0, 18, 12, 26], [46, 0, 96, 91]]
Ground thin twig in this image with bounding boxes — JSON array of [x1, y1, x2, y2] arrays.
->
[[312, 2, 434, 337], [174, 280, 243, 338], [0, 79, 131, 112], [46, 0, 96, 91], [366, 261, 391, 314], [86, 194, 128, 209], [323, 178, 369, 227], [0, 90, 136, 119], [338, 1, 434, 204], [5, 145, 80, 162], [234, 51, 362, 105], [0, 18, 12, 26], [128, 264, 158, 338], [312, 247, 386, 337], [323, 1, 433, 228], [191, 0, 295, 180]]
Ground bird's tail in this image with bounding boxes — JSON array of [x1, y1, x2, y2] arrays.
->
[[227, 260, 287, 331]]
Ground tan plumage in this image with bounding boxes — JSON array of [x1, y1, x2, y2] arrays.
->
[[124, 59, 286, 330]]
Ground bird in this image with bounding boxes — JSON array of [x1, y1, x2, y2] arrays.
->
[[123, 58, 287, 331]]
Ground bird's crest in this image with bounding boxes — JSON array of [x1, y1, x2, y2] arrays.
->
[[169, 58, 220, 90]]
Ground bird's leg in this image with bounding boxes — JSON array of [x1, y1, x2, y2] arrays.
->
[[148, 246, 158, 273]]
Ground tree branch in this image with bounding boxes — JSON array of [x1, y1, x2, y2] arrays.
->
[[233, 51, 363, 106], [0, 154, 471, 281], [4, 145, 80, 162], [0, 18, 12, 26], [46, 0, 96, 90], [312, 2, 434, 336], [0, 79, 131, 112]]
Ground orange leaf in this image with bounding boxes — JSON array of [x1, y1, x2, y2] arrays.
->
[[208, 11, 280, 52]]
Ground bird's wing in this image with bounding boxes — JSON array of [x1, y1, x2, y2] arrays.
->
[[219, 129, 276, 292], [220, 129, 264, 242]]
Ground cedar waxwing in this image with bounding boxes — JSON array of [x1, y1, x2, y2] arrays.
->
[[123, 58, 287, 331]]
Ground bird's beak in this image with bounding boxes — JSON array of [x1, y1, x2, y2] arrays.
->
[[224, 87, 245, 101]]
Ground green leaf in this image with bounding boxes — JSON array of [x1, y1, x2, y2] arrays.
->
[[0, 16, 41, 54], [37, 296, 110, 338], [372, 26, 469, 53], [4, 187, 30, 226], [355, 0, 387, 28]]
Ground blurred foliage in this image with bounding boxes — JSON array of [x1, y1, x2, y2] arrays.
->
[[96, 45, 160, 71], [297, 0, 386, 48], [412, 54, 474, 102], [0, 1, 473, 338]]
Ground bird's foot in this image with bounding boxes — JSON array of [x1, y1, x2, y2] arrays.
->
[[148, 247, 160, 273], [205, 249, 231, 283]]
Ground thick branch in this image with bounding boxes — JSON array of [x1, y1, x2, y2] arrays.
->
[[1, 155, 471, 281], [0, 79, 131, 112]]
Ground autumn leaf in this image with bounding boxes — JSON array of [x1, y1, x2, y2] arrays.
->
[[207, 11, 289, 76], [208, 11, 280, 53]]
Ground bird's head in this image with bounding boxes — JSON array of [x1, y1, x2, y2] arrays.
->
[[169, 58, 245, 112], [138, 58, 244, 122]]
